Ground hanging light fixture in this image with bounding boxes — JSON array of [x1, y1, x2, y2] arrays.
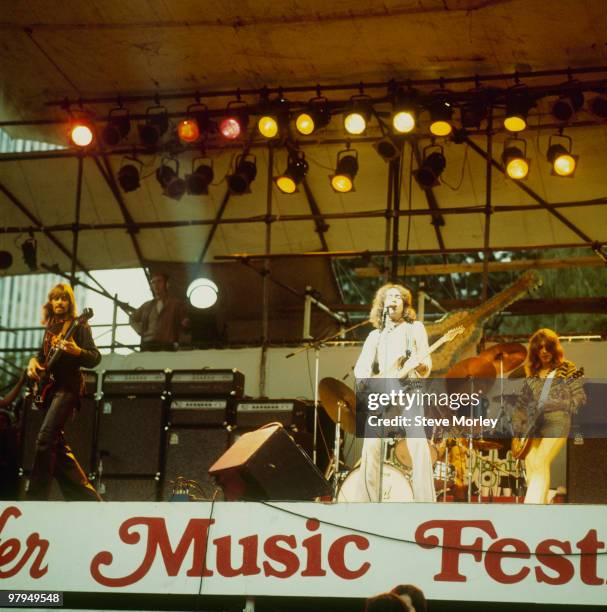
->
[[219, 100, 249, 140], [414, 145, 446, 189], [546, 134, 577, 177], [551, 85, 584, 123], [117, 157, 142, 192], [227, 154, 257, 194], [503, 86, 534, 132], [295, 96, 331, 135], [178, 103, 214, 143], [186, 158, 214, 195], [257, 95, 289, 139], [590, 95, 607, 119], [275, 151, 309, 194], [330, 149, 359, 193], [139, 105, 169, 147], [156, 159, 186, 200], [460, 88, 488, 130], [427, 90, 453, 137], [391, 87, 418, 134], [502, 138, 530, 180], [69, 118, 95, 147], [187, 278, 219, 309], [344, 95, 372, 135], [101, 108, 130, 146]]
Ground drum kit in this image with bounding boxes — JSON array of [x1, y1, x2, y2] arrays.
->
[[319, 342, 529, 502]]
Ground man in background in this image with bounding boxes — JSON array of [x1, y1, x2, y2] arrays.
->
[[130, 273, 190, 351]]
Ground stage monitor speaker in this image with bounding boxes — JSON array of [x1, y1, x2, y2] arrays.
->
[[162, 426, 229, 500], [209, 423, 331, 501], [98, 477, 159, 501], [20, 396, 97, 474], [97, 396, 164, 475], [567, 437, 607, 503]]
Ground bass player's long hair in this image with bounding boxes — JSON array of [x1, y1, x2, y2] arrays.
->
[[369, 283, 416, 329], [525, 328, 564, 376], [41, 283, 77, 326]]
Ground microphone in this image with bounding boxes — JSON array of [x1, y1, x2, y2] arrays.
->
[[381, 305, 389, 330]]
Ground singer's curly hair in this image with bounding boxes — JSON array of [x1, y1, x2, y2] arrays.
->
[[525, 328, 564, 376], [42, 283, 77, 325], [369, 283, 416, 329]]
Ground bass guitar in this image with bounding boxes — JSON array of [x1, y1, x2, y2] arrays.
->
[[511, 367, 584, 459], [29, 308, 94, 409]]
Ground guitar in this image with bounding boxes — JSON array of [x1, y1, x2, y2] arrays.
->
[[378, 325, 465, 379], [29, 308, 94, 409], [511, 367, 584, 459]]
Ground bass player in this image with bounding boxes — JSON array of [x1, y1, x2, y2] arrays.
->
[[26, 283, 102, 501]]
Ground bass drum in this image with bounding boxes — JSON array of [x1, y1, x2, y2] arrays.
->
[[337, 462, 413, 502]]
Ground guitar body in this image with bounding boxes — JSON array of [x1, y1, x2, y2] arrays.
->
[[511, 436, 532, 460]]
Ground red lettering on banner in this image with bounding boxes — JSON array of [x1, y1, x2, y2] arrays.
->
[[214, 535, 261, 577], [263, 535, 299, 578], [301, 519, 326, 577], [90, 517, 214, 587], [484, 538, 531, 584], [535, 540, 574, 585], [328, 536, 371, 580], [0, 506, 48, 579], [415, 520, 497, 582], [576, 530, 605, 585]]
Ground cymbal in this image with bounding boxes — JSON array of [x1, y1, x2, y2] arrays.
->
[[318, 377, 356, 435], [473, 439, 504, 451], [479, 343, 527, 374], [446, 357, 496, 395]]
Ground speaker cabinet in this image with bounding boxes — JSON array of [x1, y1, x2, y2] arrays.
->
[[567, 438, 607, 503], [98, 476, 159, 501], [20, 396, 97, 474], [97, 396, 165, 475], [162, 427, 229, 500], [209, 424, 331, 501]]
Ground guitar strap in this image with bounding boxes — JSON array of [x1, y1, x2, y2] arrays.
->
[[537, 369, 557, 408]]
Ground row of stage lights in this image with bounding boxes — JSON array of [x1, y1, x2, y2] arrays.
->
[[65, 84, 605, 197]]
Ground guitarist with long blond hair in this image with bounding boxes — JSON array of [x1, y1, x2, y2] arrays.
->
[[353, 283, 435, 502], [26, 283, 102, 500], [515, 329, 585, 504]]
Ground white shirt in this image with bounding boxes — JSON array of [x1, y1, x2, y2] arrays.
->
[[354, 320, 432, 379]]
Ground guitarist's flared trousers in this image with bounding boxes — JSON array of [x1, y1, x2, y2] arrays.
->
[[27, 390, 101, 501]]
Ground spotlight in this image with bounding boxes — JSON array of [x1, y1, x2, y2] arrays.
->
[[0, 251, 12, 270], [460, 90, 487, 129], [118, 159, 142, 192], [220, 101, 249, 140], [275, 151, 309, 194], [504, 86, 534, 132], [414, 145, 446, 189], [258, 115, 279, 138], [257, 97, 289, 139], [177, 119, 200, 143], [156, 159, 186, 201], [551, 87, 584, 123], [330, 149, 359, 193], [374, 136, 400, 162], [21, 235, 37, 271], [502, 138, 529, 180], [344, 96, 372, 135], [139, 106, 169, 147], [178, 104, 213, 143], [101, 108, 130, 146], [590, 96, 607, 119], [186, 158, 214, 195], [295, 97, 331, 135], [227, 154, 257, 194], [427, 91, 453, 136], [391, 88, 418, 134], [547, 134, 577, 177], [187, 278, 219, 309], [69, 120, 94, 147]]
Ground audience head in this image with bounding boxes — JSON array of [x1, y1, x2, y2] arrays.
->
[[391, 584, 427, 612]]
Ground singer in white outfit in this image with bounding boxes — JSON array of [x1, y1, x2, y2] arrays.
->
[[353, 284, 436, 502]]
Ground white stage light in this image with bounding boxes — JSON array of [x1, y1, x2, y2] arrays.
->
[[187, 278, 218, 309]]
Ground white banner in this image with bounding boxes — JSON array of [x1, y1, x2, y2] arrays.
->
[[1, 501, 606, 605]]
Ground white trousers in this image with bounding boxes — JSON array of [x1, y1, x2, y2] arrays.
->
[[355, 436, 436, 502]]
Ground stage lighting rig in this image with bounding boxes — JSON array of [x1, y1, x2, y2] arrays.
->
[[69, 119, 94, 148], [139, 106, 169, 148], [21, 234, 37, 271], [118, 158, 142, 192], [219, 101, 249, 140], [551, 86, 584, 123], [330, 149, 359, 193], [547, 134, 577, 177], [427, 91, 453, 137], [414, 145, 446, 189], [590, 95, 607, 119], [344, 95, 372, 135], [257, 96, 289, 139], [502, 138, 530, 180], [186, 158, 214, 195], [504, 86, 534, 132], [275, 151, 309, 194], [295, 96, 331, 135], [227, 154, 257, 194], [391, 88, 418, 134], [101, 108, 130, 146], [156, 159, 186, 201]]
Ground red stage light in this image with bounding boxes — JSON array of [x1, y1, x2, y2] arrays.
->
[[177, 119, 200, 143], [220, 117, 242, 140]]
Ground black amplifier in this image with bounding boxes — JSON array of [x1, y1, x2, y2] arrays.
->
[[169, 398, 236, 427], [101, 370, 168, 395], [169, 369, 244, 398], [235, 399, 306, 430], [82, 370, 98, 397]]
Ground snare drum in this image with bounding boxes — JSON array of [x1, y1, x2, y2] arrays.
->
[[337, 462, 413, 502]]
